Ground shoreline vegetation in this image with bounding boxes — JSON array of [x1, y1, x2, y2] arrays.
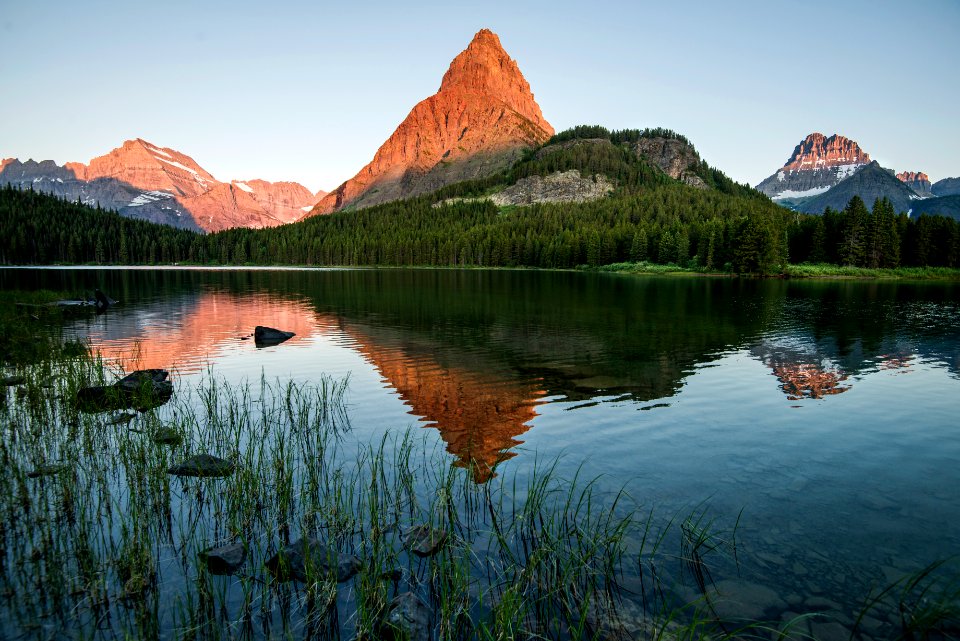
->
[[1, 291, 958, 640], [4, 261, 960, 282]]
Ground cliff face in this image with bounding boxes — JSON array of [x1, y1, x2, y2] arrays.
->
[[311, 28, 553, 215], [0, 140, 321, 232], [632, 137, 707, 189], [896, 171, 933, 198], [756, 133, 871, 202]]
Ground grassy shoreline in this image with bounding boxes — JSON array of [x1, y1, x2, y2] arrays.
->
[[4, 261, 960, 281]]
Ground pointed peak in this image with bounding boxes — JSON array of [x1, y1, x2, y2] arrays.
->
[[468, 28, 503, 48]]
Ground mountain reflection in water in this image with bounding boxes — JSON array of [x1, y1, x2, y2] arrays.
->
[[4, 268, 958, 483]]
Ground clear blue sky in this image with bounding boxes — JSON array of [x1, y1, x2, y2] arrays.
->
[[2, 0, 958, 193]]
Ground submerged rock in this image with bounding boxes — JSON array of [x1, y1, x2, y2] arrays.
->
[[152, 427, 183, 445], [76, 369, 173, 413], [401, 524, 448, 557], [167, 454, 235, 478], [265, 537, 360, 583], [27, 463, 69, 478], [254, 326, 295, 347], [199, 542, 247, 575], [379, 592, 432, 641]]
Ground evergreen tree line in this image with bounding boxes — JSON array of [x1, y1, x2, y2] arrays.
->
[[2, 177, 958, 273]]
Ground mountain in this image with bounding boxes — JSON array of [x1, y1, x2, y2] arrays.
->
[[1, 139, 320, 232], [755, 133, 871, 205], [932, 177, 960, 197], [797, 161, 921, 214], [896, 171, 932, 198], [310, 28, 553, 216], [909, 195, 960, 221]]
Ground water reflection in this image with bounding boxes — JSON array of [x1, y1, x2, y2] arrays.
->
[[86, 290, 318, 372], [3, 268, 958, 480]]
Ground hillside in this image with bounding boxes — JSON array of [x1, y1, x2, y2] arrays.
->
[[798, 161, 921, 214], [910, 195, 960, 221]]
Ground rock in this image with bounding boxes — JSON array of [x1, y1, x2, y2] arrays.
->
[[310, 29, 553, 216], [199, 543, 246, 575], [167, 454, 235, 478], [1, 375, 26, 386], [264, 537, 360, 583], [152, 427, 183, 445], [401, 524, 448, 557], [379, 592, 431, 641], [254, 326, 295, 347], [706, 579, 787, 621], [809, 620, 850, 641], [27, 463, 69, 478], [76, 369, 173, 413]]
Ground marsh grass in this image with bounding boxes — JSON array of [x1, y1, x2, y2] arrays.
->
[[0, 329, 957, 640]]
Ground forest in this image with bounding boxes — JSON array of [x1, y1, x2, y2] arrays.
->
[[1, 126, 958, 273]]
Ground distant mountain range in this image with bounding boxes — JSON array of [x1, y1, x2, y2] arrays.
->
[[0, 140, 324, 232], [755, 132, 959, 219], [3, 29, 958, 232]]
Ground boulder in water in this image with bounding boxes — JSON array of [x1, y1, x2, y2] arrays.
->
[[379, 592, 432, 641], [168, 454, 235, 478], [254, 326, 295, 347], [76, 369, 173, 413], [401, 524, 448, 557], [199, 542, 247, 575], [265, 537, 360, 583]]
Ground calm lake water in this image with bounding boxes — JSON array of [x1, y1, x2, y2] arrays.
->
[[3, 267, 959, 636]]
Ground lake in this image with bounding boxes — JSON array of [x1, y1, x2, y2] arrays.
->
[[2, 267, 959, 639]]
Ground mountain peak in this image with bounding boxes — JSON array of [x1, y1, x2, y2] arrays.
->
[[783, 133, 870, 172], [312, 29, 553, 215], [756, 132, 872, 202]]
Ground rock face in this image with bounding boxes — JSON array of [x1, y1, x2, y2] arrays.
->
[[311, 29, 553, 215], [1, 140, 320, 232], [756, 133, 871, 203], [490, 170, 613, 206], [433, 170, 612, 209], [632, 137, 707, 188], [896, 171, 932, 198], [932, 177, 960, 197], [798, 161, 920, 215]]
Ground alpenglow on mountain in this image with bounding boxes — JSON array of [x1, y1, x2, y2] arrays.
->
[[755, 133, 871, 204], [309, 28, 554, 216], [0, 140, 324, 232]]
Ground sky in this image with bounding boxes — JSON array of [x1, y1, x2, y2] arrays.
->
[[2, 0, 959, 193]]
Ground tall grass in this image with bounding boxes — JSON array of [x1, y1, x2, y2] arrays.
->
[[0, 308, 957, 640]]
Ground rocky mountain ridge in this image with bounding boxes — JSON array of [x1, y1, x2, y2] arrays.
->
[[1, 139, 322, 232], [756, 133, 871, 203], [310, 28, 553, 216], [896, 171, 932, 198]]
